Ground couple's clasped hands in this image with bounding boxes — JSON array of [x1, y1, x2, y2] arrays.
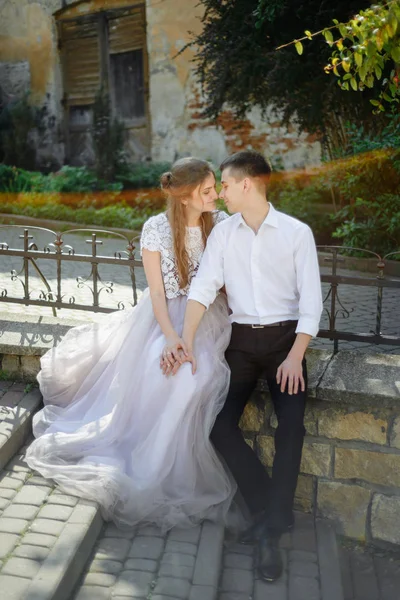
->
[[160, 334, 196, 376]]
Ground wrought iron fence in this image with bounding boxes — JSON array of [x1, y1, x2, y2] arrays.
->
[[0, 225, 399, 352]]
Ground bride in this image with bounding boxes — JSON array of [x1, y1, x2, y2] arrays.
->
[[26, 157, 236, 531]]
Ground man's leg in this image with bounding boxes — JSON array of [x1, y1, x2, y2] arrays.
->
[[211, 348, 269, 516], [265, 358, 308, 532]]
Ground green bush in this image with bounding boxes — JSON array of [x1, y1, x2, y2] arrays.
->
[[331, 194, 400, 257], [116, 162, 171, 189]]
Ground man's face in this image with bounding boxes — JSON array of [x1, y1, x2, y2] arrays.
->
[[219, 168, 246, 214]]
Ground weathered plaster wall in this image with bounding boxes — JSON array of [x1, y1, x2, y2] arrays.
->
[[146, 0, 321, 169], [0, 0, 321, 169]]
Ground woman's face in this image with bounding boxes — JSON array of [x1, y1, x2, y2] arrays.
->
[[185, 173, 219, 214]]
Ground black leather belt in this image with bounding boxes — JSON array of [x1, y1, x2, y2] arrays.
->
[[233, 320, 297, 329]]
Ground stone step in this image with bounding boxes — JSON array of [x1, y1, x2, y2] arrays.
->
[[73, 520, 225, 600], [0, 445, 104, 600], [0, 384, 43, 471]]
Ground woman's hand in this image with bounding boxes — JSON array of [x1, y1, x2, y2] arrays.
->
[[160, 335, 188, 375]]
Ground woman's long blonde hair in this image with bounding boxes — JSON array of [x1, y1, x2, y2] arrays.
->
[[160, 158, 215, 289]]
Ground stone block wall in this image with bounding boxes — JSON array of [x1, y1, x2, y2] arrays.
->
[[241, 350, 400, 548], [1, 311, 399, 549]]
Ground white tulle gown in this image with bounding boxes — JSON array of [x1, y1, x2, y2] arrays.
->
[[26, 211, 236, 531]]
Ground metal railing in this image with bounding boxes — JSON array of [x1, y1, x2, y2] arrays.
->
[[0, 225, 399, 352]]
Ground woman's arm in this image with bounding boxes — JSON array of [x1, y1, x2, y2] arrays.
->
[[142, 249, 186, 365]]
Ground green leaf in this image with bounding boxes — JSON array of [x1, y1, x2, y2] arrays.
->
[[295, 41, 303, 55], [350, 77, 358, 91], [375, 64, 382, 80], [339, 24, 348, 37], [324, 29, 334, 43], [369, 99, 381, 106], [391, 46, 400, 62], [342, 58, 351, 73], [304, 30, 312, 40], [354, 52, 363, 68]]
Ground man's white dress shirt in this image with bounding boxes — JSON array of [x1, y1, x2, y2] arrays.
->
[[188, 203, 323, 337]]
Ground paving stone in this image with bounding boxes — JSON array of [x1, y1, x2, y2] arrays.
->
[[103, 522, 136, 539], [2, 503, 39, 520], [289, 550, 318, 563], [292, 528, 317, 552], [0, 475, 23, 490], [113, 570, 153, 597], [13, 486, 50, 506], [153, 576, 191, 599], [351, 552, 380, 600], [0, 488, 16, 500], [280, 532, 293, 549], [0, 497, 9, 511], [221, 568, 254, 594], [136, 524, 162, 537], [168, 526, 201, 544], [189, 585, 216, 600], [290, 560, 319, 578], [0, 517, 29, 534], [254, 578, 287, 600], [124, 558, 158, 572], [224, 542, 254, 556], [68, 501, 98, 524], [22, 532, 57, 548], [164, 540, 198, 556], [128, 536, 164, 560], [75, 586, 112, 600], [374, 554, 400, 600], [47, 493, 79, 507], [25, 476, 54, 487], [220, 593, 254, 600], [0, 533, 19, 559], [162, 552, 196, 568], [5, 458, 31, 474], [90, 559, 124, 575], [30, 518, 65, 536], [7, 472, 30, 483], [224, 552, 253, 570], [158, 562, 193, 579], [38, 503, 73, 521], [0, 575, 30, 599], [2, 556, 41, 578], [83, 572, 117, 587], [13, 544, 50, 561], [96, 538, 132, 562], [289, 574, 320, 600]]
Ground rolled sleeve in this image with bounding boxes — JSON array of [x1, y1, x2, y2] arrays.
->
[[188, 227, 224, 309], [294, 226, 323, 338]]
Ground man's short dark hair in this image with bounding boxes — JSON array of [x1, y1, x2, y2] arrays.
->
[[220, 150, 272, 183]]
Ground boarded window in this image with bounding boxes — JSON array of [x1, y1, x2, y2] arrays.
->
[[58, 5, 147, 119], [110, 50, 145, 119]]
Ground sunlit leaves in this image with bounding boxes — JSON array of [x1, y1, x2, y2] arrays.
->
[[279, 0, 400, 112]]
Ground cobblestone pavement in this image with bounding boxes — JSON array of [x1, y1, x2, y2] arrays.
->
[[0, 228, 399, 353], [339, 540, 400, 600]]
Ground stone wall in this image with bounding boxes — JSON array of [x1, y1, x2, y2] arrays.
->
[[240, 351, 400, 548], [2, 311, 399, 547], [0, 0, 321, 169]]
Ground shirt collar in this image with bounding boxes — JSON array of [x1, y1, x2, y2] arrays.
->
[[236, 202, 279, 229]]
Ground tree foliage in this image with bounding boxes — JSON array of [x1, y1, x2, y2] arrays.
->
[[185, 0, 377, 154], [281, 1, 400, 112]]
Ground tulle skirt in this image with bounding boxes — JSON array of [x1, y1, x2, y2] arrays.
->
[[25, 290, 237, 531]]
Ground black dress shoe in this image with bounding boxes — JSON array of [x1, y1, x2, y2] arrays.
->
[[257, 534, 283, 583]]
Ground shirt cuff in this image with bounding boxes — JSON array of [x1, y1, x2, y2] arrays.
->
[[296, 316, 320, 338], [187, 288, 215, 310]]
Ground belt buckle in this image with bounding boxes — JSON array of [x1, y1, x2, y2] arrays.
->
[[251, 324, 265, 329]]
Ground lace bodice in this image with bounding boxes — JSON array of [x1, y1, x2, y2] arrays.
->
[[140, 211, 229, 299]]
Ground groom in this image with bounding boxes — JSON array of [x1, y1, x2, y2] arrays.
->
[[168, 150, 322, 582]]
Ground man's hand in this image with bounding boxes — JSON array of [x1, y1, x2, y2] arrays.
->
[[171, 347, 197, 376], [160, 335, 188, 374], [276, 356, 305, 395]]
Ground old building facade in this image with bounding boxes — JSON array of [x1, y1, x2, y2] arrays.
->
[[0, 0, 321, 169]]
